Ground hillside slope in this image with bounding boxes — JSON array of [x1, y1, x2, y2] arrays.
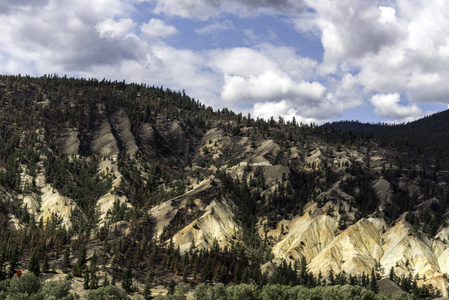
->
[[0, 74, 448, 298]]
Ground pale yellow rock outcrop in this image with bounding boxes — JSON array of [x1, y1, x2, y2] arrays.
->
[[114, 110, 138, 157], [40, 184, 78, 228], [93, 119, 119, 157], [381, 219, 440, 279], [308, 218, 383, 276], [271, 212, 336, 264], [171, 199, 239, 252]]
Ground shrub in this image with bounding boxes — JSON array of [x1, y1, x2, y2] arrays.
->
[[86, 285, 128, 300], [227, 283, 259, 300], [8, 273, 40, 295], [38, 279, 72, 299]]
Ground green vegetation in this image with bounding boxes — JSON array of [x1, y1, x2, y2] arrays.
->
[[0, 273, 74, 299], [0, 74, 449, 298]]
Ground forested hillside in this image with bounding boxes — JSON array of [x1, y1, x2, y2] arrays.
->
[[1, 74, 449, 299], [324, 109, 449, 154]]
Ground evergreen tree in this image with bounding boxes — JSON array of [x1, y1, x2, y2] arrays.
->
[[370, 268, 378, 293], [74, 244, 87, 277], [103, 273, 110, 287], [168, 279, 176, 295], [29, 248, 40, 277], [7, 243, 19, 278], [90, 251, 98, 289], [121, 265, 133, 294], [328, 268, 335, 285], [299, 256, 307, 284], [42, 254, 49, 273], [63, 246, 70, 267], [111, 272, 116, 286], [83, 270, 90, 290], [361, 272, 367, 287], [389, 266, 395, 281], [0, 247, 5, 280], [143, 272, 153, 299]]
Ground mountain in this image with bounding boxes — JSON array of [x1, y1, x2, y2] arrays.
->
[[1, 74, 449, 298], [323, 109, 449, 153]]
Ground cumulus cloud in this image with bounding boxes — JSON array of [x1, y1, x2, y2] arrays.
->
[[0, 0, 49, 15], [220, 71, 325, 103], [152, 0, 306, 20], [96, 18, 136, 39], [0, 0, 142, 73], [140, 19, 178, 39], [301, 1, 404, 69], [253, 100, 290, 120], [3, 0, 449, 124], [252, 100, 328, 125], [370, 93, 423, 121], [209, 47, 277, 76]]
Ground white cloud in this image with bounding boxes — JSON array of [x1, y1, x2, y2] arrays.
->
[[220, 71, 325, 103], [308, 1, 403, 67], [252, 100, 326, 124], [195, 20, 235, 34], [3, 0, 449, 125], [253, 100, 290, 120], [140, 19, 178, 39], [152, 0, 306, 20], [242, 28, 277, 44], [96, 18, 136, 39], [0, 0, 142, 74], [209, 47, 277, 76], [370, 93, 423, 121]]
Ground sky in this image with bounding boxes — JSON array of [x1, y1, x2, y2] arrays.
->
[[1, 0, 449, 124]]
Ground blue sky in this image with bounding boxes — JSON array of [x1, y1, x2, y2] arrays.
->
[[1, 0, 449, 124]]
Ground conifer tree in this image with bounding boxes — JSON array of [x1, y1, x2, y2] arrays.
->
[[328, 268, 335, 285], [90, 251, 98, 289], [168, 279, 176, 295], [63, 246, 70, 267], [29, 248, 40, 277], [7, 243, 19, 278], [121, 265, 133, 294], [83, 270, 90, 290], [74, 244, 87, 277], [103, 272, 110, 287], [143, 272, 153, 299], [42, 254, 49, 273], [370, 268, 378, 293], [389, 266, 395, 281]]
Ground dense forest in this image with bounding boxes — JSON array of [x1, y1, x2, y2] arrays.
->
[[0, 74, 449, 298]]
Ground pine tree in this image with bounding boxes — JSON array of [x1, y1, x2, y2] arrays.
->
[[328, 268, 335, 285], [361, 271, 367, 287], [103, 272, 110, 287], [370, 268, 378, 293], [182, 268, 188, 282], [111, 272, 116, 286], [168, 279, 176, 295], [299, 255, 307, 284], [75, 244, 87, 277], [42, 254, 49, 273], [317, 270, 322, 286], [90, 250, 98, 289], [143, 272, 153, 299], [7, 243, 19, 278], [121, 265, 133, 294], [83, 270, 90, 290], [389, 266, 395, 281], [0, 246, 5, 280], [29, 248, 40, 277], [63, 246, 70, 267]]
